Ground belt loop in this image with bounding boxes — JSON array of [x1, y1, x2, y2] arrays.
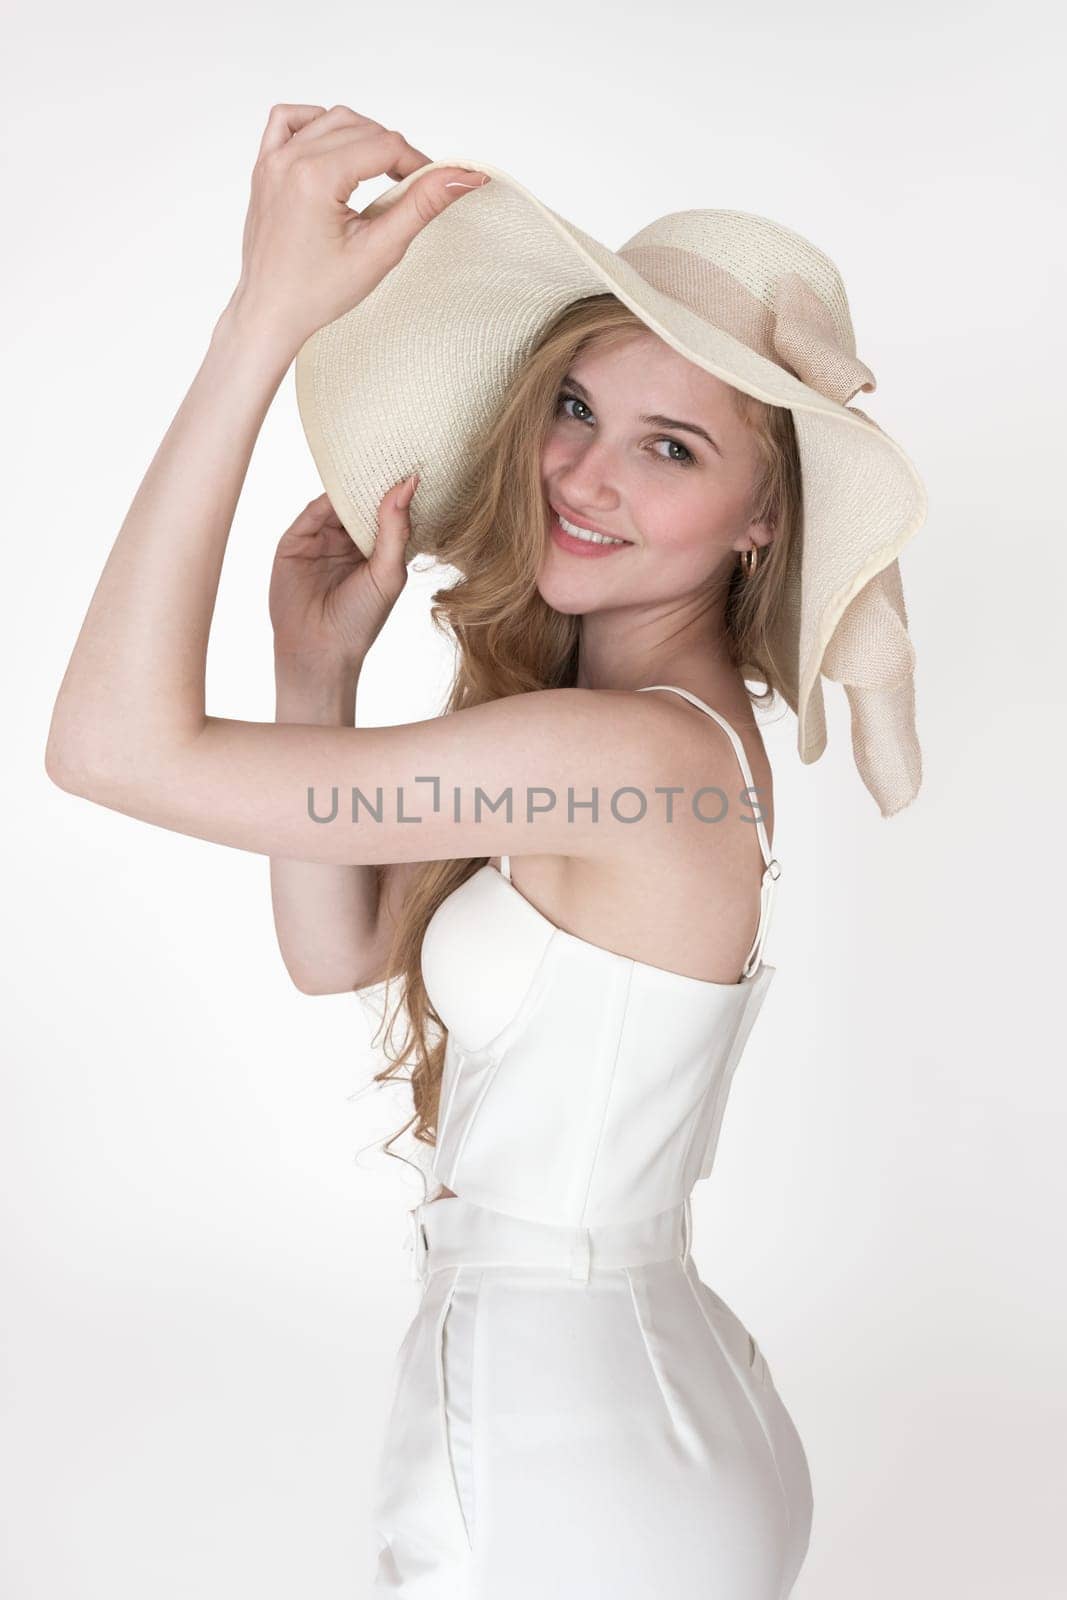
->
[[681, 1195, 693, 1266], [569, 1225, 592, 1283]]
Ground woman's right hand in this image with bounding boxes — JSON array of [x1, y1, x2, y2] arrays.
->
[[224, 103, 490, 355], [269, 476, 418, 675]]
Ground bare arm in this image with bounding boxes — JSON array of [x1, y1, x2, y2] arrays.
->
[[44, 106, 488, 801], [43, 113, 747, 882], [269, 661, 374, 995], [41, 301, 740, 869], [269, 661, 424, 995]]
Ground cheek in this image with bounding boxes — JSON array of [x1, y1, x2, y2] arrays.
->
[[638, 498, 720, 558], [540, 431, 571, 478], [540, 433, 738, 564], [634, 496, 741, 589]]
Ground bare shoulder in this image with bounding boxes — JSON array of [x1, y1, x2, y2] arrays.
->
[[491, 686, 777, 983], [473, 681, 774, 862], [626, 685, 776, 849], [517, 684, 772, 853]]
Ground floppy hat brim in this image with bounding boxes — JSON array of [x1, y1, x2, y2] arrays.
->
[[295, 157, 928, 786]]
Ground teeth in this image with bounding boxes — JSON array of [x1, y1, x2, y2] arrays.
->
[[557, 513, 627, 546]]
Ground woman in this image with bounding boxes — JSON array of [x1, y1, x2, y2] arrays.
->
[[46, 105, 927, 1598]]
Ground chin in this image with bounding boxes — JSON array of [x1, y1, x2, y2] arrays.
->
[[535, 558, 622, 615], [534, 575, 587, 616]]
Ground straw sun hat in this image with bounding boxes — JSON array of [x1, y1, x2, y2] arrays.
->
[[294, 157, 929, 818]]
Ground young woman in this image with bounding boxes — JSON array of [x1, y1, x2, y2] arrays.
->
[[46, 104, 927, 1599]]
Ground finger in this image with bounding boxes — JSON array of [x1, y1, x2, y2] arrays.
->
[[370, 474, 419, 579], [256, 102, 329, 159], [309, 127, 446, 208], [363, 165, 490, 264], [298, 124, 435, 179], [379, 473, 418, 532], [300, 491, 335, 518], [289, 104, 371, 145], [283, 492, 337, 536], [289, 105, 422, 157]]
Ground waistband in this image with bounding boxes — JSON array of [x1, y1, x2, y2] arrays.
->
[[405, 1194, 694, 1284]]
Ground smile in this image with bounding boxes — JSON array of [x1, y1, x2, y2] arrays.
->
[[550, 510, 632, 556]]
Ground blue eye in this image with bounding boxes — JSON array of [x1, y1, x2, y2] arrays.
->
[[556, 391, 696, 468]]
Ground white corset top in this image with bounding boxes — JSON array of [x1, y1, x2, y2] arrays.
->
[[419, 685, 782, 1229]]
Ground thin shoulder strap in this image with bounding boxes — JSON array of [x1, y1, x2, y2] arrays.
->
[[636, 684, 782, 977], [499, 853, 512, 881], [636, 685, 774, 865]]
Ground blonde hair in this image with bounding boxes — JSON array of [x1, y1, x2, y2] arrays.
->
[[364, 292, 802, 1178]]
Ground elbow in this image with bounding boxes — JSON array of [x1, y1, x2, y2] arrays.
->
[[289, 972, 332, 997], [44, 727, 95, 797], [45, 728, 117, 801], [285, 964, 360, 997], [44, 698, 114, 796], [44, 715, 163, 803]]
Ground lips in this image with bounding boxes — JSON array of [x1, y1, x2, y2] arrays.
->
[[549, 513, 631, 559], [549, 502, 631, 543]]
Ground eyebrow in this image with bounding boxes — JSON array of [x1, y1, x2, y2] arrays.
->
[[561, 373, 724, 457]]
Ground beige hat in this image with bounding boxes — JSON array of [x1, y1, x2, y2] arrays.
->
[[294, 157, 929, 817]]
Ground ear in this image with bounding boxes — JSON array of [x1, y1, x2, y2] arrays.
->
[[738, 514, 776, 555]]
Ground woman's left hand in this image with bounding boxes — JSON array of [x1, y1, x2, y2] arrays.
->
[[269, 478, 417, 673], [222, 102, 490, 355]]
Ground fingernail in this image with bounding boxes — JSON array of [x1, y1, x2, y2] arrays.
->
[[444, 174, 491, 189]]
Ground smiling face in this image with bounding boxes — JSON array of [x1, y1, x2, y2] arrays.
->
[[538, 329, 774, 616]]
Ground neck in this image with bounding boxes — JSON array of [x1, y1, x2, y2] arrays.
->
[[573, 597, 737, 699]]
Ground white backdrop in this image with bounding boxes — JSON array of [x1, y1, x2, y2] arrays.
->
[[5, 1, 1065, 1595]]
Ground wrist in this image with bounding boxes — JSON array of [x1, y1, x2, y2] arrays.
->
[[275, 651, 360, 724], [212, 288, 304, 375], [274, 645, 363, 680], [275, 678, 358, 726]]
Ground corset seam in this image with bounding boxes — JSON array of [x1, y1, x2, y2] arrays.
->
[[440, 919, 558, 1060], [433, 931, 560, 1191], [574, 960, 634, 1228], [676, 996, 751, 1188], [698, 973, 773, 1181]]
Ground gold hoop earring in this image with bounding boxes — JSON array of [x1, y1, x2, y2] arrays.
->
[[739, 547, 760, 579]]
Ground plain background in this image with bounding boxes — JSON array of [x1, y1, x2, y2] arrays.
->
[[4, 1, 1065, 1595]]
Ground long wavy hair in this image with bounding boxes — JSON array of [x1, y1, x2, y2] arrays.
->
[[363, 291, 802, 1183]]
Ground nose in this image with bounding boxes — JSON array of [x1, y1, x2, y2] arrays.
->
[[552, 439, 622, 517]]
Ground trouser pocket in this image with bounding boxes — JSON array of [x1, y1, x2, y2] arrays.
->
[[439, 1270, 480, 1549]]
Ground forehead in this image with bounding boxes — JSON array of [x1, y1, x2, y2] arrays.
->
[[572, 329, 738, 415]]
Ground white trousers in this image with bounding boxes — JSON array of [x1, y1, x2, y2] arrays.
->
[[371, 1197, 813, 1598]]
